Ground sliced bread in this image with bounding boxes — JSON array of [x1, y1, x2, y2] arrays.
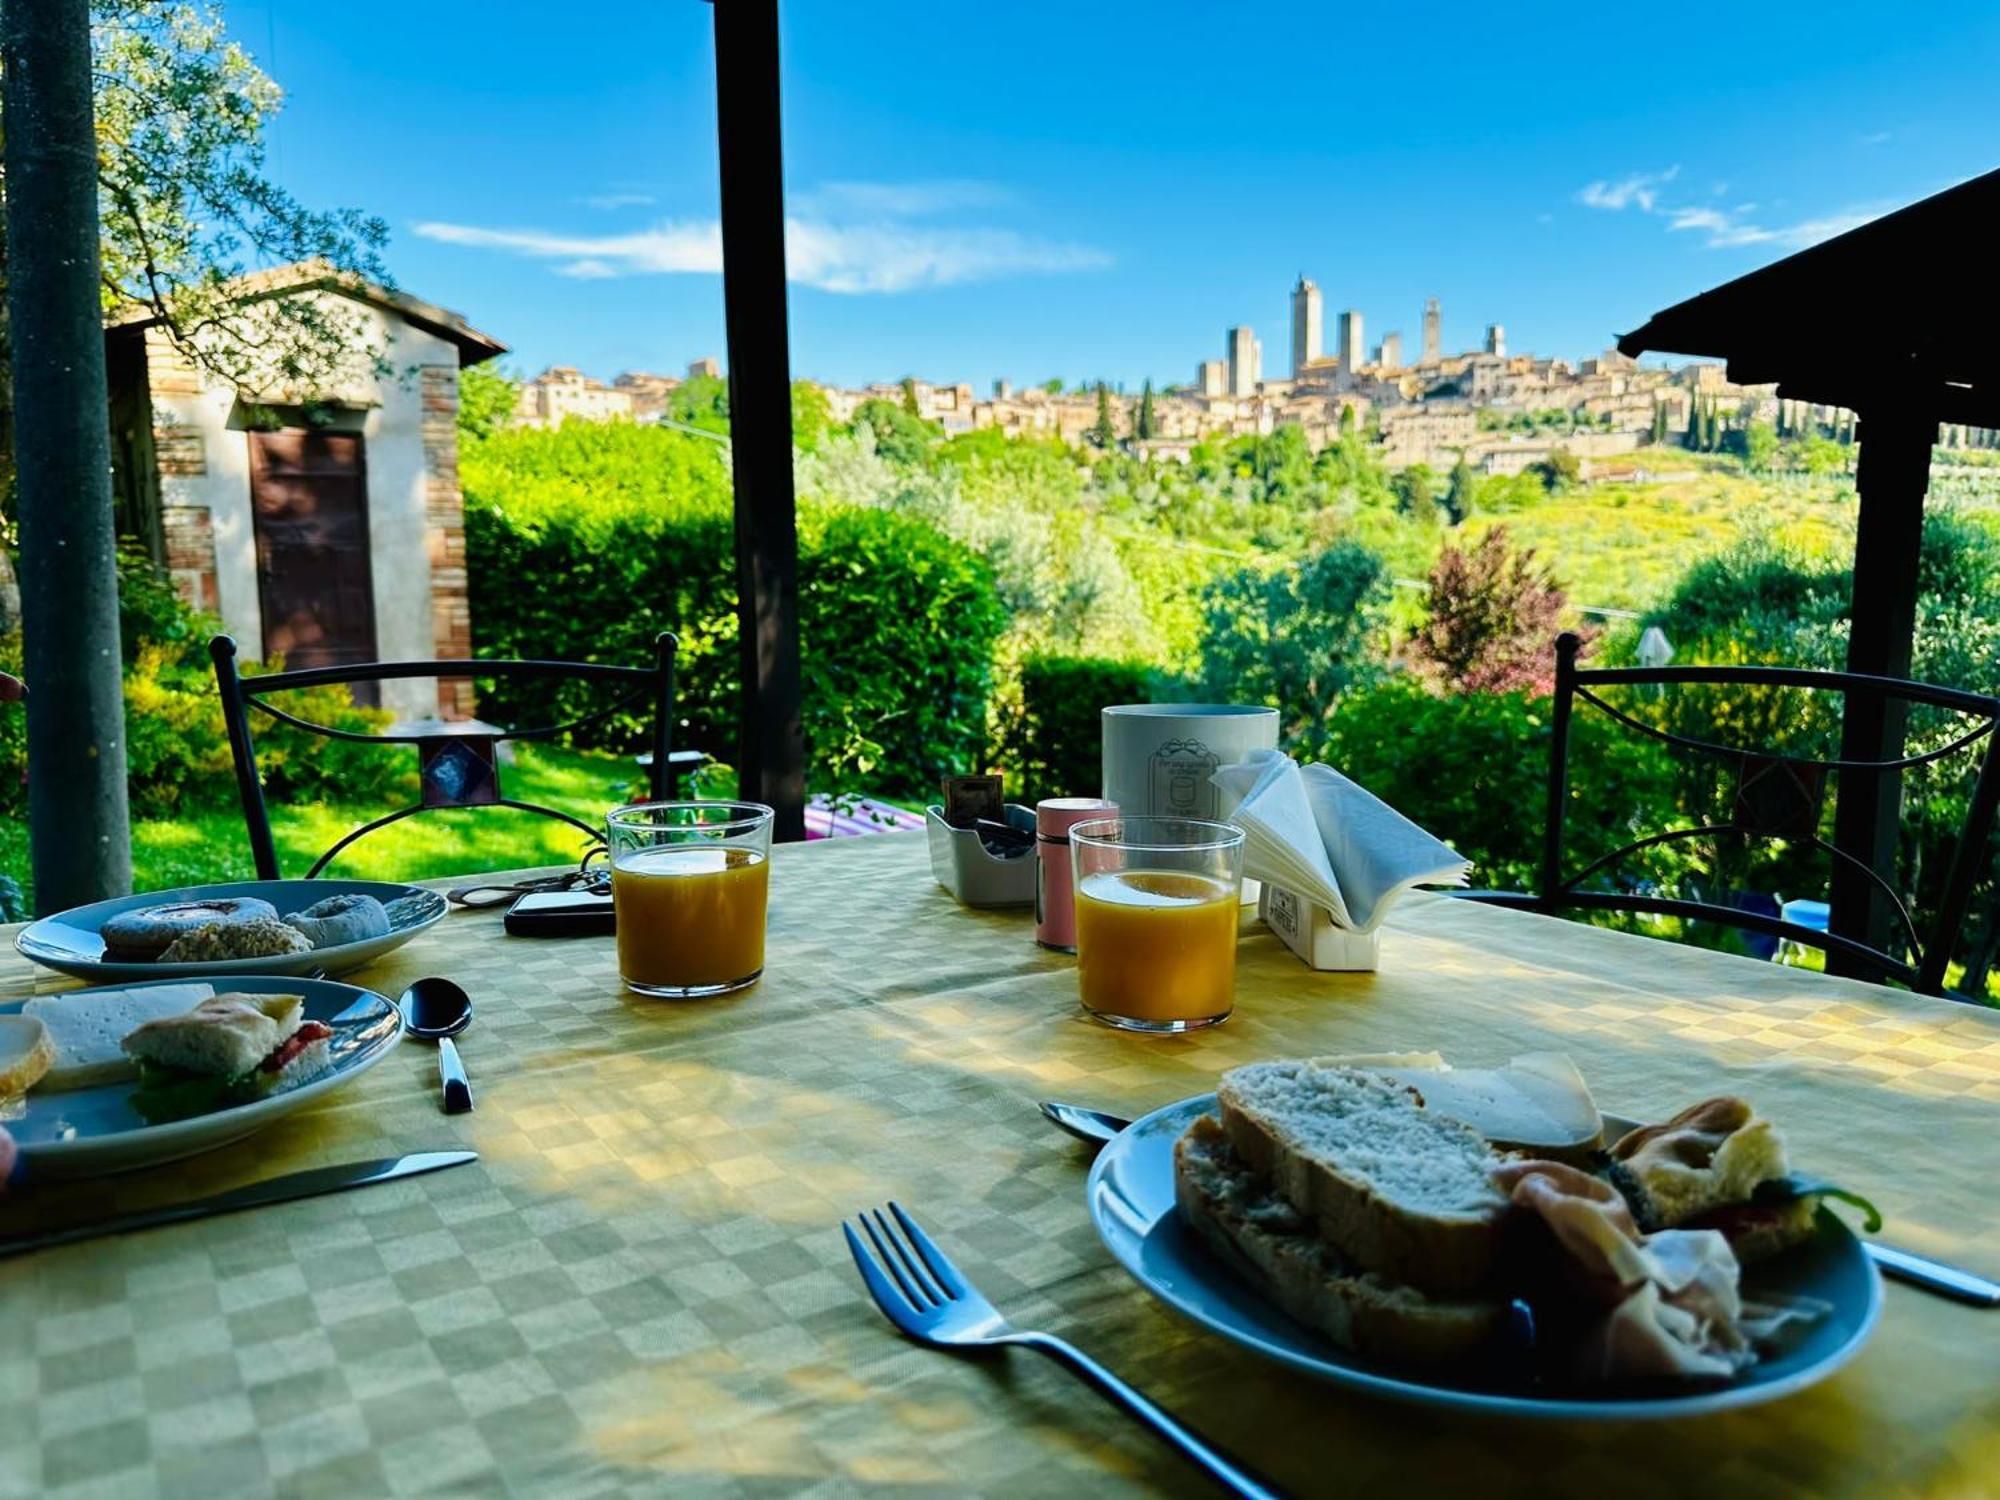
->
[[1175, 1116, 1507, 1368], [0, 1015, 56, 1096], [22, 984, 216, 1090], [1217, 1060, 1509, 1294]]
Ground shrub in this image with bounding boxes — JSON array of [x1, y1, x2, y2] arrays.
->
[[1407, 526, 1574, 696], [462, 423, 1008, 797], [1311, 676, 1679, 893], [1, 550, 406, 821], [995, 654, 1155, 803], [798, 507, 1008, 791]]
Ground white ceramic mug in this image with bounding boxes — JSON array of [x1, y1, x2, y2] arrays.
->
[[1100, 704, 1281, 822]]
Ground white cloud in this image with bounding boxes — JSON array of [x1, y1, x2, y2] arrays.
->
[[1861, 130, 1892, 146], [1668, 202, 1885, 249], [1575, 165, 1884, 252], [581, 192, 656, 211], [1576, 166, 1679, 212], [414, 180, 1110, 293]]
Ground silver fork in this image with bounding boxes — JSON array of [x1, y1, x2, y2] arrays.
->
[[843, 1201, 1279, 1499]]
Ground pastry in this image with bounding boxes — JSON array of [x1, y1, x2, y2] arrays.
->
[[100, 897, 280, 961], [282, 893, 391, 948], [156, 916, 314, 964]]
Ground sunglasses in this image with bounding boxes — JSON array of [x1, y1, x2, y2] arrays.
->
[[447, 846, 610, 908]]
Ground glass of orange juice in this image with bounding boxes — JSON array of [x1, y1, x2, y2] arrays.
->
[[1070, 816, 1245, 1032], [607, 801, 775, 998]]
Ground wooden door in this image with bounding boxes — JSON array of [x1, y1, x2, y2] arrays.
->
[[247, 431, 379, 696]]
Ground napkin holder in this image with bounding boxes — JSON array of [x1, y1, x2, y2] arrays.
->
[[1258, 884, 1380, 972], [926, 803, 1037, 908]]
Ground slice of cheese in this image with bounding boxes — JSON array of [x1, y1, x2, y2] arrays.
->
[[22, 984, 216, 1091], [1320, 1051, 1604, 1158]]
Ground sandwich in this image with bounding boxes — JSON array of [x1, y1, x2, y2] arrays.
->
[[21, 984, 217, 1090], [121, 992, 333, 1122], [1175, 1059, 1844, 1384], [1174, 1060, 1516, 1369], [1602, 1097, 1881, 1261]]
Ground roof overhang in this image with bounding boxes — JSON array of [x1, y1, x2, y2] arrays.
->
[[1617, 166, 2000, 425], [105, 259, 508, 368]]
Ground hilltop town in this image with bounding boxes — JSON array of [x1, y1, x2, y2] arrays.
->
[[508, 277, 1996, 475]]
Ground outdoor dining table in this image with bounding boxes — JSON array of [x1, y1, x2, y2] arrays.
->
[[2, 829, 1997, 1498]]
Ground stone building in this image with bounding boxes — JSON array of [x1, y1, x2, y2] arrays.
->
[[105, 262, 506, 720], [1290, 276, 1322, 377], [1336, 310, 1364, 372], [612, 370, 683, 420], [516, 366, 635, 427], [1226, 327, 1261, 397]]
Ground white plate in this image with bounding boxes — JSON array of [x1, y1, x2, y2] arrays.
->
[[2, 976, 402, 1179], [15, 879, 448, 983], [1086, 1094, 1883, 1419]]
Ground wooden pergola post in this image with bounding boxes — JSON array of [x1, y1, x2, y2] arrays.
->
[[710, 0, 807, 841], [1, 0, 134, 911], [1620, 167, 2000, 978], [1827, 405, 1933, 971]]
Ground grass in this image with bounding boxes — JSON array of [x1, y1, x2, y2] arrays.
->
[[1, 743, 639, 905]]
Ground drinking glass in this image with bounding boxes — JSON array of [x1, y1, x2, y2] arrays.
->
[[1069, 816, 1246, 1032], [606, 801, 774, 997]]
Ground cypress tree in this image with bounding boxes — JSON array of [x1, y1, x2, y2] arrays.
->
[[1089, 382, 1117, 448], [1136, 379, 1157, 440]]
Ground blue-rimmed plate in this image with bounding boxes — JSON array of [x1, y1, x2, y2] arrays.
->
[[1086, 1094, 1883, 1420], [1, 976, 402, 1179], [15, 878, 448, 983]]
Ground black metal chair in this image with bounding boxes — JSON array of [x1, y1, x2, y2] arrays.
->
[[211, 633, 691, 878], [1461, 632, 2000, 999]]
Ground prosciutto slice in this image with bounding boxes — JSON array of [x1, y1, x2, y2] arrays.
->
[[1608, 1096, 1787, 1225], [1494, 1160, 1755, 1380]]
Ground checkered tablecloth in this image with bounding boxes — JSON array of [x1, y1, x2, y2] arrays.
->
[[2, 832, 1997, 1498]]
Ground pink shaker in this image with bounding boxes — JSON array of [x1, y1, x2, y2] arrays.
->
[[1035, 798, 1117, 952]]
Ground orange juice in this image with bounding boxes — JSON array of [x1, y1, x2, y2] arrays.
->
[[612, 845, 769, 994], [1074, 869, 1239, 1027]]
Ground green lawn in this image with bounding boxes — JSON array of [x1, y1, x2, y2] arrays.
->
[[2, 743, 641, 906]]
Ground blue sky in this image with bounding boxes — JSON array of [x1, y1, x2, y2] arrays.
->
[[227, 0, 2000, 390]]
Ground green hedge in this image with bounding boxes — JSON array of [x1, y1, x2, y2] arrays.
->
[[461, 425, 1008, 796], [995, 654, 1154, 803], [1310, 676, 1679, 893]]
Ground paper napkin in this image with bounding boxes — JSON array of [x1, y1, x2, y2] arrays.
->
[[1213, 749, 1470, 932]]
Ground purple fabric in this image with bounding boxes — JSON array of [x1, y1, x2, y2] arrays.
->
[[805, 795, 926, 840]]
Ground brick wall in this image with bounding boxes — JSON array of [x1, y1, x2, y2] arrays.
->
[[421, 365, 475, 719], [162, 506, 220, 614]]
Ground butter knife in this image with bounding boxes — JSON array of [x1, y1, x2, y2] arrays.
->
[[0, 1150, 478, 1260], [1037, 1099, 2000, 1308]]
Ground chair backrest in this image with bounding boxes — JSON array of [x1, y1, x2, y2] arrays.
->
[[1502, 631, 2000, 998], [210, 634, 678, 879]]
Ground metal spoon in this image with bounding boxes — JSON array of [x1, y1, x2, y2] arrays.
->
[[1038, 1099, 1130, 1146], [399, 978, 474, 1115]]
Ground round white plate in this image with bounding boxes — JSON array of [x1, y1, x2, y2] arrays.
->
[[15, 879, 448, 983], [1086, 1094, 1883, 1419], [2, 976, 402, 1180]]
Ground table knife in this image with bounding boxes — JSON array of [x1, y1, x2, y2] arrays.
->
[[0, 1150, 478, 1260], [1863, 1242, 2000, 1307], [1037, 1099, 2000, 1309]]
